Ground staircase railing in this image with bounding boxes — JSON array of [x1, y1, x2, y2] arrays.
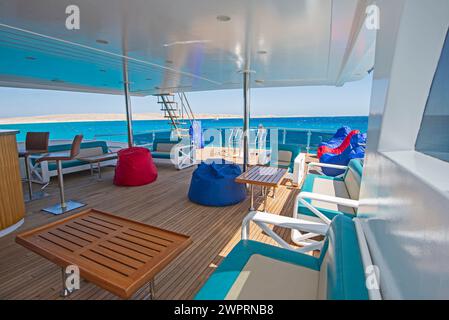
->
[[177, 91, 195, 125]]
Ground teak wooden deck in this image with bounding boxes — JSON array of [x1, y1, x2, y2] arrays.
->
[[0, 161, 302, 300], [16, 209, 191, 299]]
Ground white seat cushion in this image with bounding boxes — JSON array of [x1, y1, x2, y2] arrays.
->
[[156, 143, 175, 153], [77, 147, 105, 158], [225, 254, 319, 300], [311, 178, 355, 214], [344, 169, 361, 200]]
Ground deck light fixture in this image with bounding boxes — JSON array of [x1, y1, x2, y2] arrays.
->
[[163, 40, 211, 47]]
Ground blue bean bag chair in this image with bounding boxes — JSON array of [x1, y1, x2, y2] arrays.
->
[[320, 126, 352, 149], [188, 162, 246, 206], [320, 133, 366, 177]]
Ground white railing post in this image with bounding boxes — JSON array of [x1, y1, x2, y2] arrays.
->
[[306, 130, 312, 154]]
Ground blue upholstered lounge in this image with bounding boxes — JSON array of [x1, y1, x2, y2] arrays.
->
[[298, 158, 363, 220], [195, 215, 368, 300]]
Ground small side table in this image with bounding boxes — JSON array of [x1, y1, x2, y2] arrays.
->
[[77, 153, 118, 180]]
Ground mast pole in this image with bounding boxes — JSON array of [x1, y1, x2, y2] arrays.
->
[[243, 70, 251, 172], [122, 59, 133, 148]]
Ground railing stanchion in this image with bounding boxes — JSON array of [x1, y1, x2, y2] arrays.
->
[[306, 130, 312, 155]]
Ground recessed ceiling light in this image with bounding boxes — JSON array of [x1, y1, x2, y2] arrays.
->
[[216, 15, 231, 22], [257, 50, 267, 55], [25, 56, 36, 60], [96, 39, 109, 45], [163, 40, 211, 47]]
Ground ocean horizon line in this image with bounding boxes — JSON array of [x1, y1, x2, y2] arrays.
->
[[0, 113, 368, 125]]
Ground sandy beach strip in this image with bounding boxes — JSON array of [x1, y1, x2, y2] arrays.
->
[[0, 113, 243, 124]]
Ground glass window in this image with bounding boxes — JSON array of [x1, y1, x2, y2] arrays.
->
[[415, 29, 449, 162]]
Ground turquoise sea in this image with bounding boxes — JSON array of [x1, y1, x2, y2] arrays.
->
[[0, 116, 368, 143]]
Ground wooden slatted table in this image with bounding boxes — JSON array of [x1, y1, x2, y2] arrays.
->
[[15, 209, 191, 299], [235, 165, 288, 211]]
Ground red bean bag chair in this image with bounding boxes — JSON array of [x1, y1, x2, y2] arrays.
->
[[113, 147, 158, 186], [317, 130, 360, 159]]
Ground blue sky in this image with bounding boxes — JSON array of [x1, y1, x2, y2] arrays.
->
[[0, 74, 372, 118]]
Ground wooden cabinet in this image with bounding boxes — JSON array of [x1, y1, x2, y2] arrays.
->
[[0, 130, 25, 236]]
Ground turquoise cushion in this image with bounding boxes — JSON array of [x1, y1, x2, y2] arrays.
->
[[48, 141, 108, 154], [298, 174, 354, 219], [323, 215, 369, 300], [195, 216, 368, 300], [268, 144, 301, 172], [344, 158, 363, 182], [152, 138, 180, 152], [31, 141, 109, 167], [48, 160, 86, 171], [151, 151, 171, 159], [194, 240, 320, 300]]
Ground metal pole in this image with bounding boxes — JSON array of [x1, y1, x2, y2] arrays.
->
[[123, 59, 134, 148], [243, 70, 251, 172], [57, 160, 66, 208]]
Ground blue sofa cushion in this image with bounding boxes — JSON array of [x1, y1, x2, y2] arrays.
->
[[152, 138, 180, 151], [194, 240, 320, 300], [195, 215, 368, 300], [321, 215, 369, 300], [344, 158, 363, 181], [188, 162, 246, 206], [31, 141, 109, 167], [48, 160, 86, 171], [151, 151, 171, 159], [268, 144, 301, 172]]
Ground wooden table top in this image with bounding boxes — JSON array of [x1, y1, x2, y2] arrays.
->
[[16, 209, 191, 299], [235, 165, 288, 187], [77, 152, 118, 163]]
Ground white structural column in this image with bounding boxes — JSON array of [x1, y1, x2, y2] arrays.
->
[[122, 58, 134, 148], [242, 70, 251, 172]]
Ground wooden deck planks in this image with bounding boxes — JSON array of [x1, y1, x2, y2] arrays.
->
[[0, 161, 301, 300]]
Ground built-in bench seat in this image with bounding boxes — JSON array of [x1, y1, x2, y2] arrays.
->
[[291, 158, 363, 245], [30, 141, 113, 183], [296, 158, 363, 221], [151, 138, 196, 170], [195, 215, 369, 300]]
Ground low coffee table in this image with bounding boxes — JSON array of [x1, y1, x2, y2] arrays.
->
[[77, 152, 118, 180], [235, 165, 288, 211], [16, 209, 191, 299]]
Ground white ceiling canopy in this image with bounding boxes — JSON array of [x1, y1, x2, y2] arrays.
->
[[0, 0, 376, 95]]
